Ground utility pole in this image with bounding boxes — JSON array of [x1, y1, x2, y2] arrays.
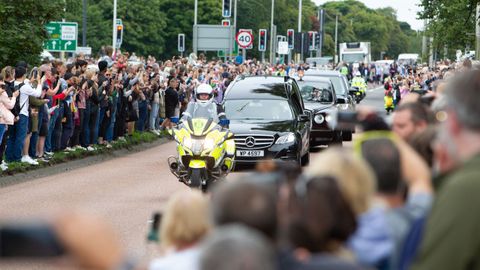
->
[[82, 0, 87, 47], [334, 14, 338, 66], [193, 0, 198, 56], [476, 3, 480, 60], [317, 9, 324, 57], [61, 0, 66, 61], [422, 19, 427, 62], [235, 0, 239, 62], [270, 0, 275, 64], [112, 0, 117, 54]]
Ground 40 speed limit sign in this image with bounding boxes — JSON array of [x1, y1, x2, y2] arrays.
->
[[236, 31, 254, 49]]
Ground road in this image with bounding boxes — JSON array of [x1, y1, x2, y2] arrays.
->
[[0, 86, 385, 268]]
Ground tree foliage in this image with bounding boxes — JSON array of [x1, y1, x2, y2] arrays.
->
[[321, 0, 420, 60], [0, 0, 423, 65], [0, 0, 63, 67], [419, 0, 478, 57]]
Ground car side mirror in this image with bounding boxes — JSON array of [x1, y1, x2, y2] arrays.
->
[[349, 87, 359, 96], [298, 114, 310, 122]]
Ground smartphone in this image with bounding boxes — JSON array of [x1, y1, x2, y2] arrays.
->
[[0, 224, 65, 257], [30, 67, 38, 79]]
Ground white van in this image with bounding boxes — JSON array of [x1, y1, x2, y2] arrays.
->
[[397, 53, 419, 66]]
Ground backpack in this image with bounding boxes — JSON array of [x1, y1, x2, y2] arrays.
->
[[12, 83, 25, 120]]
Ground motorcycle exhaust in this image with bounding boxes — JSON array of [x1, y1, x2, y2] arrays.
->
[[170, 162, 179, 170]]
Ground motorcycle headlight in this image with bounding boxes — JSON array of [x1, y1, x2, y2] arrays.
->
[[203, 138, 215, 151], [337, 104, 349, 110], [183, 137, 193, 149], [314, 114, 325, 124], [276, 132, 296, 144]]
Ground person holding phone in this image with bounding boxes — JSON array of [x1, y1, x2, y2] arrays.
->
[[0, 77, 19, 143]]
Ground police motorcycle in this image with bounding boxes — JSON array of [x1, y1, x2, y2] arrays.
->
[[350, 71, 367, 104], [167, 85, 235, 192]]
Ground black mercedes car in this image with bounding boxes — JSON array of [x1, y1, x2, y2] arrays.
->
[[304, 69, 356, 141], [295, 76, 342, 146], [223, 76, 311, 166]]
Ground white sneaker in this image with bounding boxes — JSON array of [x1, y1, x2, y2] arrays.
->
[[0, 161, 8, 171], [44, 151, 54, 157], [106, 143, 113, 149], [118, 137, 126, 142], [86, 146, 95, 151], [65, 147, 75, 152], [21, 155, 39, 165], [152, 130, 160, 136]]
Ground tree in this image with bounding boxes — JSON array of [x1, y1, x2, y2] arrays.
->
[[320, 0, 420, 60], [419, 0, 478, 58], [0, 0, 63, 67]]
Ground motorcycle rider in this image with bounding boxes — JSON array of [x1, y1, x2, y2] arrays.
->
[[181, 83, 226, 124], [351, 71, 367, 101]]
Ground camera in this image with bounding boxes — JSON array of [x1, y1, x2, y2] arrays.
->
[[0, 223, 65, 258], [327, 110, 389, 132]]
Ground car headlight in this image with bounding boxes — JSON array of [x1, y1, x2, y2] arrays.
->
[[276, 133, 296, 144], [203, 138, 215, 151], [337, 104, 349, 110], [314, 114, 325, 124]]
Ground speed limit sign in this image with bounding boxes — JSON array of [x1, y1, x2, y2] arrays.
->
[[236, 31, 254, 48]]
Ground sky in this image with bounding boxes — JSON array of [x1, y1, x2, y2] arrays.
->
[[313, 0, 424, 30]]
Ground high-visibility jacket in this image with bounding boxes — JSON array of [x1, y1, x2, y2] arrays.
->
[[351, 77, 367, 93]]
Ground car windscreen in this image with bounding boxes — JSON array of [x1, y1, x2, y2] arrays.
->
[[320, 76, 346, 95], [297, 81, 334, 103], [224, 99, 294, 121]]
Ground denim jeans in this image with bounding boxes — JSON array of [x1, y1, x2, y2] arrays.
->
[[82, 103, 91, 146], [149, 103, 159, 130], [0, 124, 6, 143], [106, 109, 116, 142], [6, 115, 29, 162], [60, 103, 74, 149], [45, 107, 61, 152], [92, 107, 100, 144], [136, 100, 148, 132]]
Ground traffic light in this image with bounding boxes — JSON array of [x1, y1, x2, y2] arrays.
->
[[315, 31, 321, 50], [259, 29, 267, 52], [178, 33, 185, 52], [221, 19, 230, 26], [287, 29, 294, 49], [116, 24, 123, 47], [308, 31, 316, 51], [222, 0, 232, 17]]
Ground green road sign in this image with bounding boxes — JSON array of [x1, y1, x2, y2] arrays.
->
[[43, 22, 78, 52]]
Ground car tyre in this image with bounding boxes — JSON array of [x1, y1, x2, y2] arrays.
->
[[301, 150, 310, 166], [330, 132, 343, 147], [342, 131, 352, 141]]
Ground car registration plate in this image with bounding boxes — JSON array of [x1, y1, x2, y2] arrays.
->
[[236, 150, 264, 157]]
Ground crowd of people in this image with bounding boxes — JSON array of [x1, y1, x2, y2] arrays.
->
[[2, 45, 480, 269], [0, 47, 314, 171], [4, 57, 479, 270]]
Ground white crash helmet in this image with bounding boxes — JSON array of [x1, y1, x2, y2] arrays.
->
[[195, 83, 214, 105], [355, 71, 361, 77]]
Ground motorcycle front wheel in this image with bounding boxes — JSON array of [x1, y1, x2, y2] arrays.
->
[[190, 168, 208, 192]]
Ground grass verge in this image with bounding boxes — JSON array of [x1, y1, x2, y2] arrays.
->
[[1, 130, 169, 177]]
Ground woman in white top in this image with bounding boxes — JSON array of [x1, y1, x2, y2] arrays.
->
[[149, 190, 211, 270], [0, 78, 19, 142]]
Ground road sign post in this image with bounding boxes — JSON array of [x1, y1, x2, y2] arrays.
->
[[44, 22, 78, 52]]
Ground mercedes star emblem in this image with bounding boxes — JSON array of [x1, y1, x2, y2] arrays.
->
[[245, 136, 255, 148]]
